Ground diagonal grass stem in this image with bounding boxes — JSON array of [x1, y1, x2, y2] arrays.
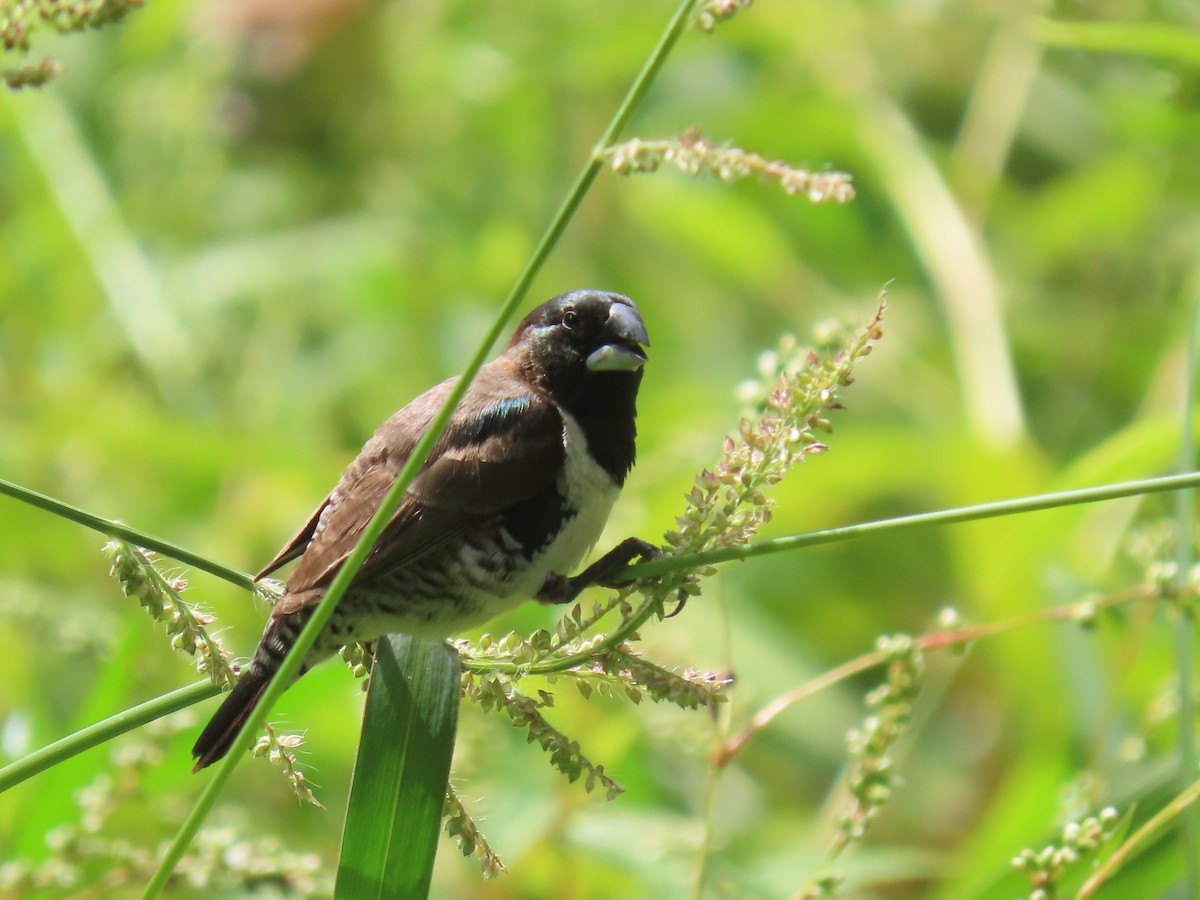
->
[[0, 477, 253, 590], [0, 681, 220, 793]]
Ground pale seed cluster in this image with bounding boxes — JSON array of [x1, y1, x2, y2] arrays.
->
[[837, 634, 924, 846], [667, 299, 885, 564], [442, 784, 508, 880], [1, 0, 143, 87], [252, 724, 323, 808], [595, 647, 730, 712], [462, 671, 623, 800], [799, 633, 924, 899], [103, 540, 237, 690], [693, 0, 753, 34], [1, 0, 142, 50], [606, 128, 856, 204], [1012, 807, 1120, 900]]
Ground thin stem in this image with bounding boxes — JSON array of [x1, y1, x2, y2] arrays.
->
[[617, 471, 1200, 582], [0, 477, 253, 590], [1076, 776, 1200, 899], [141, 2, 702, 895], [0, 681, 219, 794]]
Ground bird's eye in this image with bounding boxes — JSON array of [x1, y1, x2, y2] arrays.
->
[[561, 309, 579, 331]]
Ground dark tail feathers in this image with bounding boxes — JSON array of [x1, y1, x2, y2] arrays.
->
[[191, 666, 271, 772], [191, 608, 315, 772]]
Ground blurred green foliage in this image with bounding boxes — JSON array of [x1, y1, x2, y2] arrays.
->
[[2, 0, 1200, 896]]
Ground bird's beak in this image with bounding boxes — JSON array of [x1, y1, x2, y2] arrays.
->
[[586, 300, 649, 373]]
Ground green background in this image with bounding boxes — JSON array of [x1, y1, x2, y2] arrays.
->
[[2, 0, 1199, 896]]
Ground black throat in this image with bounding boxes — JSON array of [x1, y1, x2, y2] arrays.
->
[[554, 370, 641, 486]]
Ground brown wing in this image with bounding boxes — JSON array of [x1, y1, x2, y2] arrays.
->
[[267, 364, 564, 597]]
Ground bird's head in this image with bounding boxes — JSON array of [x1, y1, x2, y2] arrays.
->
[[509, 290, 649, 409]]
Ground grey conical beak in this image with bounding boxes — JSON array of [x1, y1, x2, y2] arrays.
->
[[586, 298, 649, 373]]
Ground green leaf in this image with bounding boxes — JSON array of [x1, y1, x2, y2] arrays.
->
[[336, 635, 462, 900]]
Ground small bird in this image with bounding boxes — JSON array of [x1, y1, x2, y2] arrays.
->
[[192, 290, 654, 770]]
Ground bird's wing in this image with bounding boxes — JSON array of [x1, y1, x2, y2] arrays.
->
[[255, 501, 327, 580], [270, 369, 565, 596]]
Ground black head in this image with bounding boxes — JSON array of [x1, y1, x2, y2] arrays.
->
[[508, 289, 648, 481], [509, 290, 649, 402]]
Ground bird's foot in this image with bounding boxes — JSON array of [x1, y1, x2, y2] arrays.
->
[[537, 537, 660, 605]]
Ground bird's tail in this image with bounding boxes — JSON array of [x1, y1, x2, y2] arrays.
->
[[191, 610, 312, 772], [190, 665, 271, 772]]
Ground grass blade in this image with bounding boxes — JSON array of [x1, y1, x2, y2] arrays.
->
[[335, 635, 462, 899]]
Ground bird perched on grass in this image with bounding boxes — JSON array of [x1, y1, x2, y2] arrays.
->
[[192, 290, 654, 770]]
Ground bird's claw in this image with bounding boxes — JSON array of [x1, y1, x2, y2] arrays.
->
[[537, 537, 661, 605]]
